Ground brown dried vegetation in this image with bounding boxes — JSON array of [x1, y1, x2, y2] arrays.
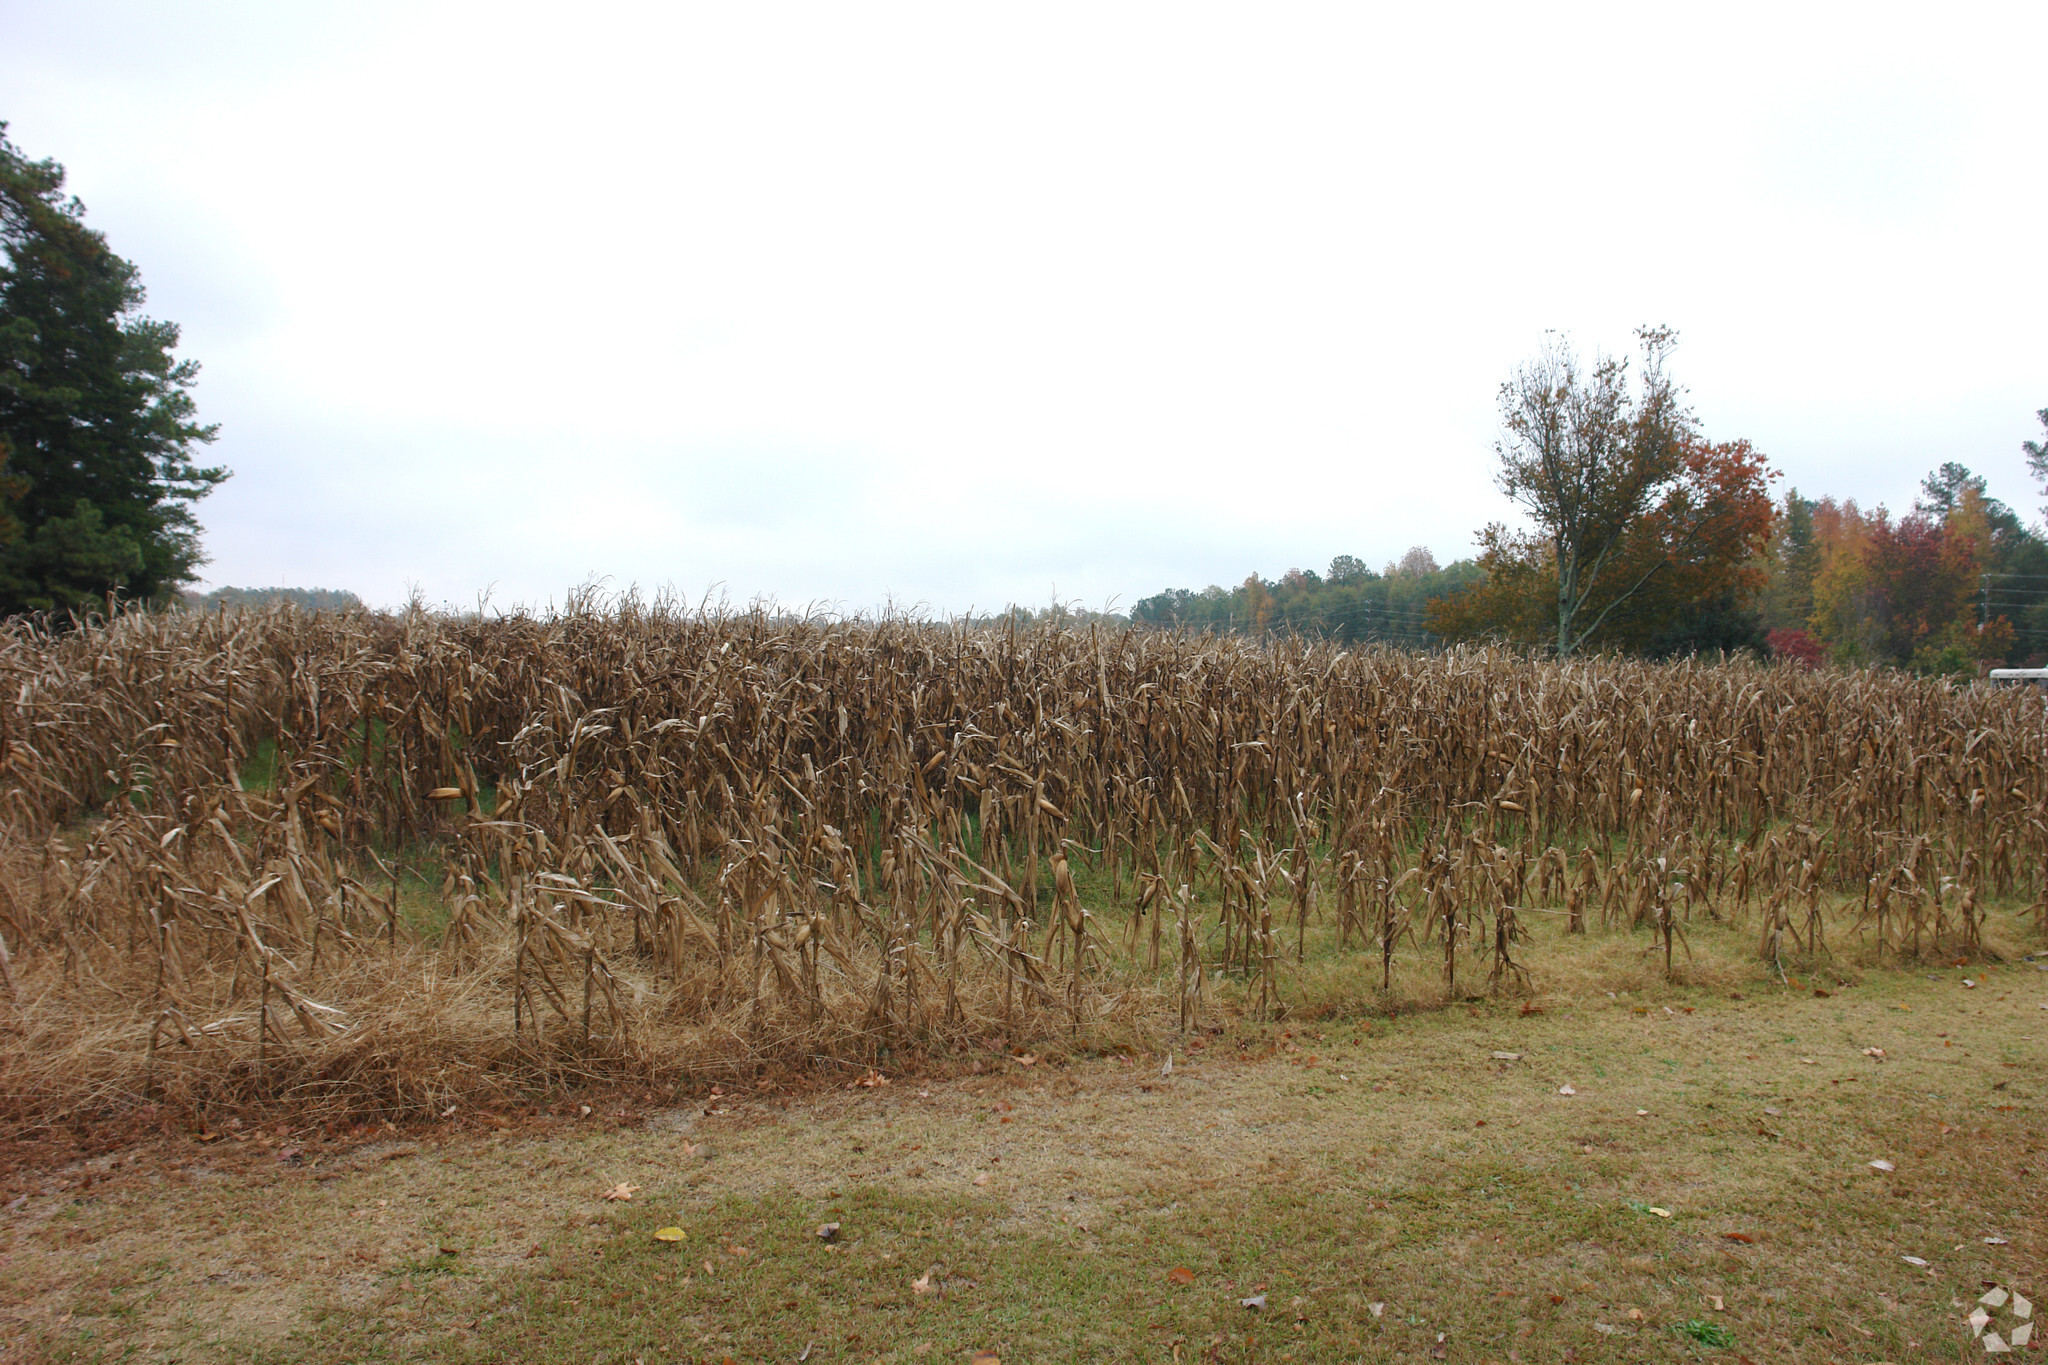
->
[[0, 599, 2040, 1132]]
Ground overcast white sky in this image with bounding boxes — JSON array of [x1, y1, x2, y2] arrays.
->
[[4, 2, 2044, 614]]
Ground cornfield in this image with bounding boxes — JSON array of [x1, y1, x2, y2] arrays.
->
[[1, 598, 2041, 1128]]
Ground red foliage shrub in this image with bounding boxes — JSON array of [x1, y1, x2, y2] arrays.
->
[[1767, 627, 1824, 669]]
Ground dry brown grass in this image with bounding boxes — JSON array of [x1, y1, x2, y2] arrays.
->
[[2, 600, 2042, 1134], [1, 919, 2040, 1364]]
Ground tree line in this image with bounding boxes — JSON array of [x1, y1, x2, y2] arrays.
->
[[178, 586, 365, 614], [1131, 548, 1483, 646], [1137, 327, 2048, 675]]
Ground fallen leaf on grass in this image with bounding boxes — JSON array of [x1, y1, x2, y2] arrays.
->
[[970, 1354, 1001, 1365], [602, 1182, 640, 1201], [1369, 1302, 1385, 1318], [1647, 1207, 1673, 1218], [1862, 1047, 1887, 1059], [1166, 1266, 1196, 1285], [1015, 1054, 1038, 1067], [1491, 1051, 1522, 1061], [911, 1270, 935, 1294], [1241, 1293, 1267, 1311], [1868, 1159, 1896, 1173], [653, 1227, 686, 1242], [1901, 1255, 1931, 1267], [1708, 1295, 1725, 1310], [1722, 1232, 1754, 1243], [973, 1173, 990, 1186], [1592, 1322, 1618, 1335], [815, 1222, 839, 1242], [1557, 1084, 1576, 1096]]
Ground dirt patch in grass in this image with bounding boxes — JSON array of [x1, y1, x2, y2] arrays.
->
[[4, 926, 2045, 1363]]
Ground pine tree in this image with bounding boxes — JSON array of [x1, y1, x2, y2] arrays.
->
[[0, 124, 226, 616], [1760, 489, 1819, 630]]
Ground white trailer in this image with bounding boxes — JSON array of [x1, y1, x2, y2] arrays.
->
[[1987, 668, 2048, 688]]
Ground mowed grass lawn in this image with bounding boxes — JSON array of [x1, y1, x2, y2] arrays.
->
[[4, 923, 2044, 1365]]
